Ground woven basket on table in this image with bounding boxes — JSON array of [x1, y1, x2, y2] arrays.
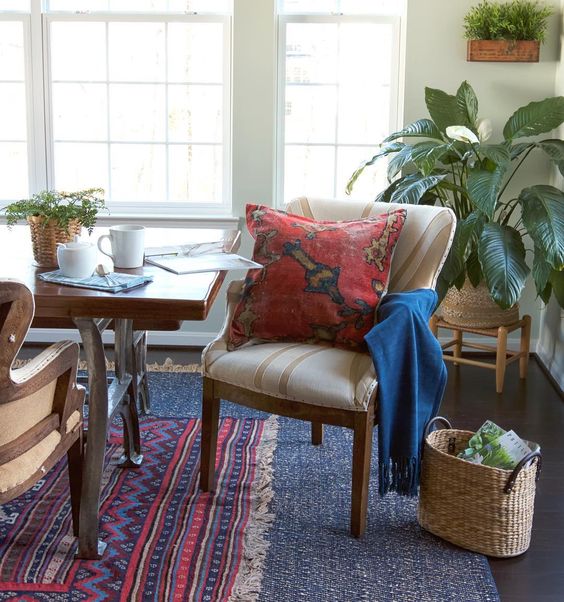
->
[[417, 417, 541, 558], [28, 216, 82, 267]]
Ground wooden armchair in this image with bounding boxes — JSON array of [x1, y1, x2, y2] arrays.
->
[[0, 279, 85, 542], [200, 198, 455, 537]]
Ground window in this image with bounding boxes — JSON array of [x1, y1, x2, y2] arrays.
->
[[0, 1, 231, 215], [0, 15, 30, 200], [278, 1, 404, 204]]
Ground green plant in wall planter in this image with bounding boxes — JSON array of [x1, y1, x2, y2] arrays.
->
[[346, 81, 564, 314], [464, 0, 554, 62]]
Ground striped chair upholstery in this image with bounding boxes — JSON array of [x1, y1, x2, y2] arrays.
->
[[200, 197, 455, 537]]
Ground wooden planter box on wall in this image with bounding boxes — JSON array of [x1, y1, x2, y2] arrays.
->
[[467, 40, 540, 62]]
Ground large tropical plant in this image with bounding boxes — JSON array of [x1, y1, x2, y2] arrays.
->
[[346, 81, 564, 309]]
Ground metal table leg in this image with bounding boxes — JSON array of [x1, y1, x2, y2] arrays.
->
[[73, 317, 109, 560]]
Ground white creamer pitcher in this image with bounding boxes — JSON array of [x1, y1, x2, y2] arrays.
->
[[57, 236, 97, 279]]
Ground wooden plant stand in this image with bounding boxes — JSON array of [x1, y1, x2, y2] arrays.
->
[[430, 315, 532, 394]]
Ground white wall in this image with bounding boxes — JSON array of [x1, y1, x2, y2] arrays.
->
[[536, 0, 564, 389]]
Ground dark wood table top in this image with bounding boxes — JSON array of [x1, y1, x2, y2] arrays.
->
[[0, 225, 240, 322]]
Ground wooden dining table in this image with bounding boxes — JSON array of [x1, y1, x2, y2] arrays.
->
[[0, 225, 240, 559]]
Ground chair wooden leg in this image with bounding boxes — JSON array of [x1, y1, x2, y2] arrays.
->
[[200, 378, 220, 492], [453, 329, 463, 366], [496, 325, 508, 394], [519, 315, 531, 379], [311, 421, 323, 445], [67, 434, 83, 537], [351, 404, 374, 538]]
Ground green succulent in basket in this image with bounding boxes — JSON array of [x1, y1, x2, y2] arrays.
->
[[346, 80, 564, 310], [2, 188, 106, 234]]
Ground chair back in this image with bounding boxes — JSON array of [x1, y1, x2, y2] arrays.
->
[[285, 197, 456, 292]]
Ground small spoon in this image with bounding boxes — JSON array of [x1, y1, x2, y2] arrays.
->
[[95, 263, 117, 286]]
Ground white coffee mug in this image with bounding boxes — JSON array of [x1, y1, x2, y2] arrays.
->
[[97, 225, 145, 268], [57, 237, 97, 279]]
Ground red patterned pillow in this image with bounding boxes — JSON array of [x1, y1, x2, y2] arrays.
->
[[228, 204, 407, 351]]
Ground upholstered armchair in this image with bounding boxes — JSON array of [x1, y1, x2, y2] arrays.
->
[[200, 197, 455, 537], [0, 279, 84, 541]]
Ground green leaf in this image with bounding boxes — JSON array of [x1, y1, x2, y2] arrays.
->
[[533, 245, 553, 297], [466, 250, 483, 287], [456, 81, 479, 128], [346, 142, 403, 194], [549, 269, 564, 308], [537, 139, 564, 177], [503, 97, 564, 141], [387, 145, 414, 180], [425, 87, 464, 132], [409, 141, 450, 176], [437, 212, 483, 286], [478, 144, 511, 166], [375, 178, 403, 203], [467, 163, 509, 219], [519, 185, 564, 268], [389, 173, 447, 205], [383, 119, 443, 143], [478, 223, 530, 309], [510, 142, 534, 160]]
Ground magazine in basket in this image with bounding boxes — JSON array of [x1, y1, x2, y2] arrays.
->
[[457, 420, 532, 470]]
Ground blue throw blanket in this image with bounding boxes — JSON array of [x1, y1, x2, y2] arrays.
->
[[364, 289, 447, 497]]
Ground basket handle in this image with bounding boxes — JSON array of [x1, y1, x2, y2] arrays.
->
[[423, 416, 453, 440], [504, 451, 542, 494]]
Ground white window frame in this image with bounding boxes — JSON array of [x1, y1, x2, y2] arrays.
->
[[276, 13, 404, 206]]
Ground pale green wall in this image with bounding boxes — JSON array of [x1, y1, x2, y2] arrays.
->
[[537, 0, 564, 388], [405, 0, 562, 342], [187, 0, 563, 344]]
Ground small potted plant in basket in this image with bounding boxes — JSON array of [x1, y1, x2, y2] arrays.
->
[[464, 0, 554, 62], [2, 188, 106, 267]]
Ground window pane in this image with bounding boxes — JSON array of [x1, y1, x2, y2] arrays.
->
[[168, 85, 223, 143], [0, 21, 25, 80], [168, 23, 223, 84], [50, 22, 106, 81], [336, 146, 387, 199], [109, 23, 165, 82], [0, 83, 26, 140], [284, 145, 335, 201], [169, 145, 222, 202], [0, 1, 30, 10], [47, 0, 230, 12], [110, 143, 166, 201], [281, 19, 397, 203], [0, 143, 28, 200], [110, 84, 166, 141], [279, 0, 404, 14], [286, 24, 337, 84], [52, 83, 107, 141], [54, 142, 109, 192]]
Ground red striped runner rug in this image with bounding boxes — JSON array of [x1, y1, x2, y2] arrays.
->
[[0, 416, 278, 601]]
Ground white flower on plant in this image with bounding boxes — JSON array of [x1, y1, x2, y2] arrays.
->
[[476, 118, 493, 142], [446, 125, 480, 145]]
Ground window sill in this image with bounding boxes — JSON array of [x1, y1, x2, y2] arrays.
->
[[96, 213, 240, 228]]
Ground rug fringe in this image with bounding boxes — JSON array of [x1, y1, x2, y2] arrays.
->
[[228, 415, 279, 602], [13, 357, 201, 373]]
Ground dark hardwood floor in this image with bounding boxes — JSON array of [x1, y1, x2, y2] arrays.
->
[[16, 344, 563, 601], [439, 357, 564, 602]]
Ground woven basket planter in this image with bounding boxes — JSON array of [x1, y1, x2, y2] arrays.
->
[[28, 216, 82, 267], [439, 279, 519, 328], [418, 417, 541, 558]]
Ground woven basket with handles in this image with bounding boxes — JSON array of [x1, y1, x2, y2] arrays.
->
[[417, 417, 541, 558], [28, 216, 82, 267]]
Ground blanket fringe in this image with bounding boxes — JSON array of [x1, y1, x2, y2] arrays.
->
[[228, 415, 279, 602], [379, 457, 419, 497]]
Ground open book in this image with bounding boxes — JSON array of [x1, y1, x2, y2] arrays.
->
[[145, 252, 262, 275]]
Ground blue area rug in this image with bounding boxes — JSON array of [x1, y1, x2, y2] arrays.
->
[[150, 371, 500, 602]]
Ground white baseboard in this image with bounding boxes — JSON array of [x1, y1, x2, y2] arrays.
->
[[27, 328, 217, 347]]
